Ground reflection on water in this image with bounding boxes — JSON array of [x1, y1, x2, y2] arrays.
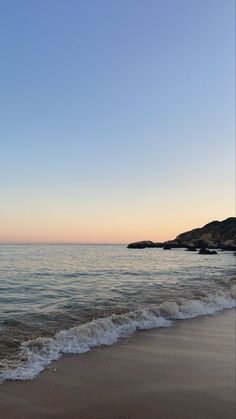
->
[[0, 244, 235, 365]]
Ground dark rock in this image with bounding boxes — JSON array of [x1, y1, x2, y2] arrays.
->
[[220, 244, 236, 251], [127, 217, 236, 251], [186, 246, 197, 251], [127, 241, 153, 249], [175, 217, 236, 250], [163, 244, 172, 250], [163, 240, 183, 248], [127, 241, 164, 249], [198, 248, 217, 255], [152, 242, 165, 248]]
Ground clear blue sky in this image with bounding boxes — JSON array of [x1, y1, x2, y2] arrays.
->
[[0, 0, 235, 243]]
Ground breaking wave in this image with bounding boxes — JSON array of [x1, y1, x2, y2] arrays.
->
[[1, 288, 235, 383]]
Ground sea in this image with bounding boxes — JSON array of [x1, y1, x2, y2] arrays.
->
[[0, 244, 235, 383]]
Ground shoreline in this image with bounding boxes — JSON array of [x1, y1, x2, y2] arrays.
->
[[0, 309, 235, 419]]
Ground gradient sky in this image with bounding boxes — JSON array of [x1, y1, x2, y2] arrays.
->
[[0, 0, 235, 243]]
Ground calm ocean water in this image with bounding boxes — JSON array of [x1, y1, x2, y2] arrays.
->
[[0, 244, 235, 382]]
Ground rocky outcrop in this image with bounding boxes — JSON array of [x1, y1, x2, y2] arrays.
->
[[127, 217, 236, 250], [198, 248, 217, 255], [163, 244, 172, 250], [186, 246, 197, 251], [175, 218, 236, 250], [127, 241, 163, 249]]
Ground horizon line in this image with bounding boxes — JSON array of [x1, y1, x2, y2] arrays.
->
[[0, 242, 128, 246]]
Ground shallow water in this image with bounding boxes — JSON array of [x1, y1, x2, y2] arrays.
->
[[0, 244, 235, 382]]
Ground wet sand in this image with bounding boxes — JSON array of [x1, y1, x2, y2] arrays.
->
[[0, 309, 235, 419]]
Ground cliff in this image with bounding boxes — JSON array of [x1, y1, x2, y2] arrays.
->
[[175, 217, 236, 250], [127, 217, 236, 250]]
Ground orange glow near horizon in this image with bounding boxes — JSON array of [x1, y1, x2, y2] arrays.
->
[[0, 207, 234, 244], [1, 0, 234, 246], [1, 176, 234, 244]]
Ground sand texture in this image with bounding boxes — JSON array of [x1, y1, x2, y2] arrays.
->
[[0, 309, 235, 419]]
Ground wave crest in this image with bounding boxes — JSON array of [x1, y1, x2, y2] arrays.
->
[[1, 289, 235, 383]]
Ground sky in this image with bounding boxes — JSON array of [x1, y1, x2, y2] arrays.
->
[[0, 0, 235, 243]]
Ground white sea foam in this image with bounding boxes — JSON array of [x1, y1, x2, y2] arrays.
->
[[1, 310, 171, 382], [159, 292, 235, 319], [0, 289, 235, 383]]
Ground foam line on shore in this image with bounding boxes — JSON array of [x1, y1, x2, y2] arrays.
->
[[0, 288, 235, 383]]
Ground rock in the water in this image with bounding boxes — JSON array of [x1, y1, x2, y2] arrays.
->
[[127, 217, 236, 251], [127, 241, 164, 249], [198, 248, 217, 255], [127, 241, 154, 249], [163, 244, 172, 250], [186, 246, 197, 251], [175, 217, 236, 250]]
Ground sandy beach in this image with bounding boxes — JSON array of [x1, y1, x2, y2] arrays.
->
[[0, 309, 235, 419]]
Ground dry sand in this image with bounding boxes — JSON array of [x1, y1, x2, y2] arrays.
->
[[0, 309, 235, 419]]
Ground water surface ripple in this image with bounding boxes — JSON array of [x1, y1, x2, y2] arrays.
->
[[0, 244, 235, 381]]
